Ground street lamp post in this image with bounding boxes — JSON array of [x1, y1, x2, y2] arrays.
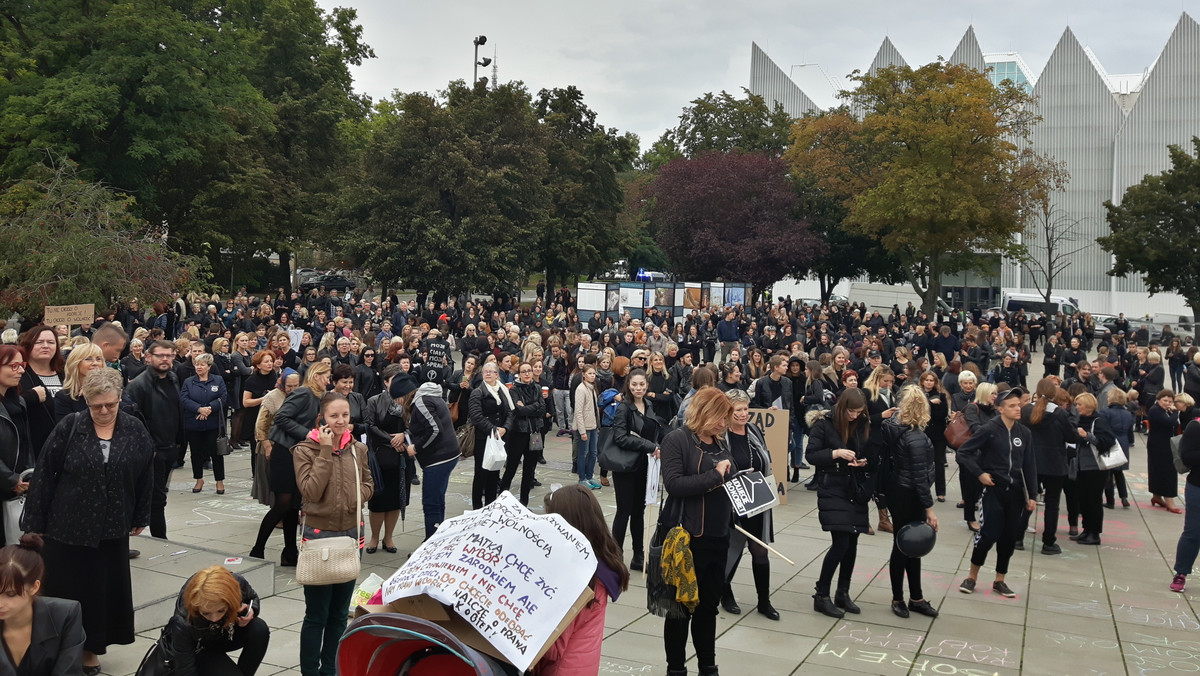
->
[[473, 35, 491, 87]]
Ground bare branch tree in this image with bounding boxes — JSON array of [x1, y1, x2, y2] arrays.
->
[[1024, 204, 1090, 302]]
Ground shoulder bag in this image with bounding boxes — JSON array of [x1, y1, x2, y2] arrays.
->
[[456, 423, 476, 458], [215, 402, 231, 457], [1091, 420, 1128, 471], [598, 426, 639, 473], [134, 625, 181, 676], [944, 410, 971, 449], [296, 445, 362, 586]]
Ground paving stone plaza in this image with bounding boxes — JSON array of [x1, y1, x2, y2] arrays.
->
[[97, 411, 1196, 676]]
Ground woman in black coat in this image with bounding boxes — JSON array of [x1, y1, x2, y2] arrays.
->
[[881, 388, 939, 619], [0, 346, 36, 546], [1020, 377, 1077, 553], [805, 387, 872, 619], [251, 362, 331, 566], [658, 388, 734, 676], [468, 362, 514, 509], [365, 368, 408, 553], [1072, 393, 1118, 545], [500, 360, 546, 506], [1147, 388, 1182, 512], [17, 326, 64, 455], [918, 371, 950, 502], [24, 368, 153, 673], [0, 534, 86, 675], [165, 566, 269, 676], [608, 370, 665, 572]]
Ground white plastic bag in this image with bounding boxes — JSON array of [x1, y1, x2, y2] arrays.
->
[[482, 432, 508, 472], [349, 572, 385, 609]]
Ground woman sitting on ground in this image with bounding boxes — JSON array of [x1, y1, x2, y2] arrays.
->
[[165, 565, 270, 676]]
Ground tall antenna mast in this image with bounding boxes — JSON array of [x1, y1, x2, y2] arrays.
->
[[491, 45, 498, 88]]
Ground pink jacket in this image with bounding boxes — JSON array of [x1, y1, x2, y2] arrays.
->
[[535, 581, 609, 676]]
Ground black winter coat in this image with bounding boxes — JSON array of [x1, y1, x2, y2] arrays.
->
[[167, 573, 261, 676], [750, 375, 793, 412], [1021, 402, 1075, 478], [468, 386, 515, 437], [955, 417, 1037, 497], [805, 409, 871, 533], [881, 419, 934, 509], [0, 391, 34, 501], [660, 428, 733, 539]]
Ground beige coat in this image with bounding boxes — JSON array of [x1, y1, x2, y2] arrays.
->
[[293, 437, 374, 532], [573, 382, 599, 432]]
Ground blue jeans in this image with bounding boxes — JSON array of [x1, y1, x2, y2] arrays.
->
[[422, 458, 456, 539], [576, 429, 598, 480], [1174, 481, 1200, 576], [789, 418, 806, 467]]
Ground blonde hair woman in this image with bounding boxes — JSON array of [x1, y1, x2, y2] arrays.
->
[[53, 343, 105, 422], [958, 381, 998, 532]]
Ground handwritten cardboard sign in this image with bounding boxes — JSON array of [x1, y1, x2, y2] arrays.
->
[[749, 408, 790, 505], [381, 492, 596, 672], [43, 304, 95, 326]]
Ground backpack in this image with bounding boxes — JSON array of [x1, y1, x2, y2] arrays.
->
[[598, 388, 620, 427]]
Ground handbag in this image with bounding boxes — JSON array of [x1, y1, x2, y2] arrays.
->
[[1172, 434, 1190, 474], [447, 400, 461, 426], [481, 431, 507, 472], [457, 423, 476, 458], [598, 427, 640, 473], [1090, 421, 1128, 470], [945, 410, 971, 449], [2, 496, 24, 546], [530, 432, 544, 453], [215, 403, 231, 457], [645, 503, 690, 619], [134, 626, 175, 676], [296, 446, 362, 586]]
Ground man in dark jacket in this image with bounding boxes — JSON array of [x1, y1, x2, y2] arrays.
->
[[717, 312, 740, 363], [122, 340, 182, 540], [956, 388, 1037, 598], [751, 355, 794, 414]]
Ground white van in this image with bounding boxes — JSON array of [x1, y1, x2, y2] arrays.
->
[[1000, 293, 1080, 318]]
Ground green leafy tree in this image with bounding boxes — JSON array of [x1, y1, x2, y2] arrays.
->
[[665, 89, 794, 157], [534, 86, 639, 291], [340, 81, 550, 296], [0, 0, 372, 289], [0, 161, 207, 320], [788, 64, 1043, 315], [1099, 137, 1200, 323]]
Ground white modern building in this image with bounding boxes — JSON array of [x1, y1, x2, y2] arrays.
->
[[757, 15, 1200, 316]]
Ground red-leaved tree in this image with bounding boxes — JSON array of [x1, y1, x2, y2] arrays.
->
[[649, 151, 823, 296]]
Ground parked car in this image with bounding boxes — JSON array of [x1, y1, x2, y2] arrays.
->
[[299, 274, 356, 294]]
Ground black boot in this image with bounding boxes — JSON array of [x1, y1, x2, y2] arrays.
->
[[790, 467, 800, 483], [835, 590, 860, 614], [629, 551, 644, 572], [667, 671, 688, 676], [280, 547, 298, 568], [813, 593, 844, 618], [752, 563, 779, 620], [699, 666, 720, 676], [720, 585, 741, 614]]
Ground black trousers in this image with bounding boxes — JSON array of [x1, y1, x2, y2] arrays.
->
[[472, 435, 500, 509], [612, 464, 648, 555], [1077, 469, 1110, 535], [932, 436, 948, 497], [887, 485, 925, 601], [151, 447, 175, 539], [664, 536, 727, 671], [188, 429, 224, 481], [817, 530, 859, 596], [1105, 470, 1129, 501], [499, 432, 537, 505], [1040, 475, 1066, 545], [971, 483, 1026, 575], [194, 616, 270, 676], [960, 471, 982, 523]]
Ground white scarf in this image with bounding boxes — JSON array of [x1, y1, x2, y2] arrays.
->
[[484, 379, 514, 410]]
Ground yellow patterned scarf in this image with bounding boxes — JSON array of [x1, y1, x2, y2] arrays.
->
[[660, 526, 698, 612]]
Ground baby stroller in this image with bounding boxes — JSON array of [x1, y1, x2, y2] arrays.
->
[[338, 613, 519, 676]]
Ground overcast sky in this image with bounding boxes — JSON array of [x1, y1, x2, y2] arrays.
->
[[317, 0, 1199, 151]]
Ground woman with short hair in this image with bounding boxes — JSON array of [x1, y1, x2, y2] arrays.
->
[[181, 352, 229, 495], [165, 565, 269, 676], [719, 388, 778, 621], [25, 368, 154, 674]]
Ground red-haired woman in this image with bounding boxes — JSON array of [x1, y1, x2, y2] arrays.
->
[[163, 565, 269, 676]]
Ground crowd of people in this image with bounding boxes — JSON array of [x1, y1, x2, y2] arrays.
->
[[1, 284, 1199, 675]]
